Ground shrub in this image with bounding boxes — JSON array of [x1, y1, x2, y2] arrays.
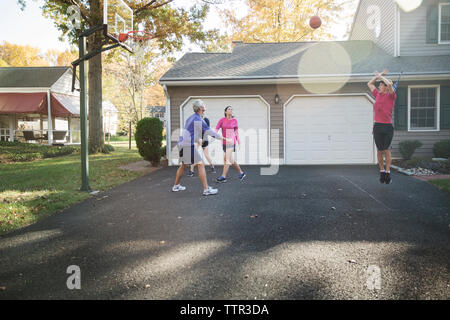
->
[[0, 142, 79, 162], [135, 117, 163, 166], [433, 140, 450, 159], [102, 144, 115, 153], [399, 140, 422, 160]]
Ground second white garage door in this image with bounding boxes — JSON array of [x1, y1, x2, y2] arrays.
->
[[285, 95, 375, 165], [181, 96, 269, 165]]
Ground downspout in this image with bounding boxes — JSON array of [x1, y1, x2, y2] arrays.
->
[[163, 84, 171, 166]]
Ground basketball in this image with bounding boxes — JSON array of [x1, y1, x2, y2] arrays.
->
[[309, 16, 322, 29]]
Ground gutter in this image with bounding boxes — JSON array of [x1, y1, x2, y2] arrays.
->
[[160, 72, 450, 86]]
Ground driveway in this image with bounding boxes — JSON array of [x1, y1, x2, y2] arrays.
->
[[0, 166, 449, 299]]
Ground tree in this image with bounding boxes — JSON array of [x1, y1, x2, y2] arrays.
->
[[219, 0, 349, 42], [18, 0, 222, 153], [56, 49, 78, 66], [103, 40, 171, 136], [0, 41, 49, 66]]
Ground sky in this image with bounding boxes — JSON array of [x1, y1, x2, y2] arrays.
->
[[0, 0, 359, 55]]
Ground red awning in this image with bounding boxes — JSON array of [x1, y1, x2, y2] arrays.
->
[[0, 92, 79, 117]]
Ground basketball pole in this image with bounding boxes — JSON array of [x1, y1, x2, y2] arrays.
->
[[73, 24, 130, 192]]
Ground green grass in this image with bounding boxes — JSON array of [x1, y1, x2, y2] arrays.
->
[[107, 135, 131, 142], [429, 179, 450, 194], [0, 147, 147, 235]]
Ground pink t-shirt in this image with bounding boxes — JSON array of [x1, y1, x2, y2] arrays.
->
[[216, 117, 241, 145], [372, 88, 396, 124]]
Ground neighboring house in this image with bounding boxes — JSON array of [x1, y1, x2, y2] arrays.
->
[[147, 106, 166, 124], [160, 0, 450, 165], [0, 67, 81, 144], [103, 100, 119, 136], [0, 67, 122, 143]]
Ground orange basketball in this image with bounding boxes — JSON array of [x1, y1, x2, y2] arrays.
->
[[309, 16, 322, 29]]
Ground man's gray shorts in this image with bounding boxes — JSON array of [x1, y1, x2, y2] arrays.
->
[[178, 145, 202, 164]]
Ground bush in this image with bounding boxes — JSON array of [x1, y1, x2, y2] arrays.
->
[[433, 140, 450, 159], [135, 117, 163, 166], [399, 140, 422, 160], [0, 142, 79, 162], [102, 144, 115, 154], [42, 146, 79, 158]]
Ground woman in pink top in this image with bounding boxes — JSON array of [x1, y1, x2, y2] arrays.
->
[[367, 69, 396, 185], [215, 106, 246, 182]]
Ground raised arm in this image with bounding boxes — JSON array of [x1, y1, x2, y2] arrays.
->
[[367, 74, 378, 92]]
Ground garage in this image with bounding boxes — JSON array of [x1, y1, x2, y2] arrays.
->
[[284, 95, 375, 165], [180, 96, 270, 165]]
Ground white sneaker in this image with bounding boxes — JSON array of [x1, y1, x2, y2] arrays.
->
[[203, 186, 218, 196], [172, 185, 186, 192]]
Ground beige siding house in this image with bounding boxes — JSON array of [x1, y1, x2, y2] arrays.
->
[[161, 0, 450, 165]]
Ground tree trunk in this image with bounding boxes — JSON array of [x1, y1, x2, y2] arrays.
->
[[87, 0, 104, 154]]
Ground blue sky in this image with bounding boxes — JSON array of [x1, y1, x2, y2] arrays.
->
[[0, 0, 357, 55]]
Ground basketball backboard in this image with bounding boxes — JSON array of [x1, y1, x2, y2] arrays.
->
[[103, 0, 133, 42]]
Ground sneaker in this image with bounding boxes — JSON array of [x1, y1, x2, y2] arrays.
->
[[385, 172, 392, 184], [187, 170, 194, 177], [211, 166, 217, 173], [238, 171, 247, 181], [379, 171, 386, 184], [203, 186, 218, 196], [216, 176, 227, 183], [172, 185, 186, 192]]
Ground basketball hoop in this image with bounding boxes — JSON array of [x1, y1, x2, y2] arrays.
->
[[119, 30, 153, 42], [118, 30, 154, 59]]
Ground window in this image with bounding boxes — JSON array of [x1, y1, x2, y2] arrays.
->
[[440, 3, 450, 43], [0, 116, 10, 141], [409, 86, 440, 131]]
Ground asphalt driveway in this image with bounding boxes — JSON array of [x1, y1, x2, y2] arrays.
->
[[0, 165, 449, 299]]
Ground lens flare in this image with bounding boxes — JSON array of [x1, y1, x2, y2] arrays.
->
[[395, 0, 423, 12], [297, 42, 352, 94]]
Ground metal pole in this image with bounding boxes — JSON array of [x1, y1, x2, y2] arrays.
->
[[79, 36, 91, 192], [129, 120, 132, 150]]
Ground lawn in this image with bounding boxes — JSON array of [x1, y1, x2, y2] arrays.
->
[[0, 146, 148, 235], [429, 179, 450, 194]]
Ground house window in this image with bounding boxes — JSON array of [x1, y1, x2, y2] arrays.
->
[[409, 86, 440, 131], [440, 3, 450, 43]]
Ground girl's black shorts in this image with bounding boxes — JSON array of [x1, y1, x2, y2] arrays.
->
[[373, 122, 394, 151]]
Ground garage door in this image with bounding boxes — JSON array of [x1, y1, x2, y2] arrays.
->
[[181, 97, 269, 165], [285, 95, 375, 164]]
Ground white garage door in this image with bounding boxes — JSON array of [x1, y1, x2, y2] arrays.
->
[[181, 97, 269, 165], [285, 95, 375, 164]]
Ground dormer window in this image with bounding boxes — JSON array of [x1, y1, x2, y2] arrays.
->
[[439, 3, 450, 44]]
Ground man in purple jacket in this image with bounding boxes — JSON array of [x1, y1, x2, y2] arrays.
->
[[172, 99, 231, 196]]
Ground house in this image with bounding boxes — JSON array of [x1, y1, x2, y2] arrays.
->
[[147, 105, 166, 124], [103, 100, 119, 136], [0, 67, 121, 144], [160, 0, 450, 165], [0, 66, 81, 144]]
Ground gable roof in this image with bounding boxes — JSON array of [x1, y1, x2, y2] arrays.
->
[[0, 67, 71, 88], [160, 41, 450, 85]]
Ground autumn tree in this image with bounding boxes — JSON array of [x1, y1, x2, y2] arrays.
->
[[103, 40, 171, 136], [17, 0, 222, 153], [220, 0, 349, 43], [0, 41, 49, 66]]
